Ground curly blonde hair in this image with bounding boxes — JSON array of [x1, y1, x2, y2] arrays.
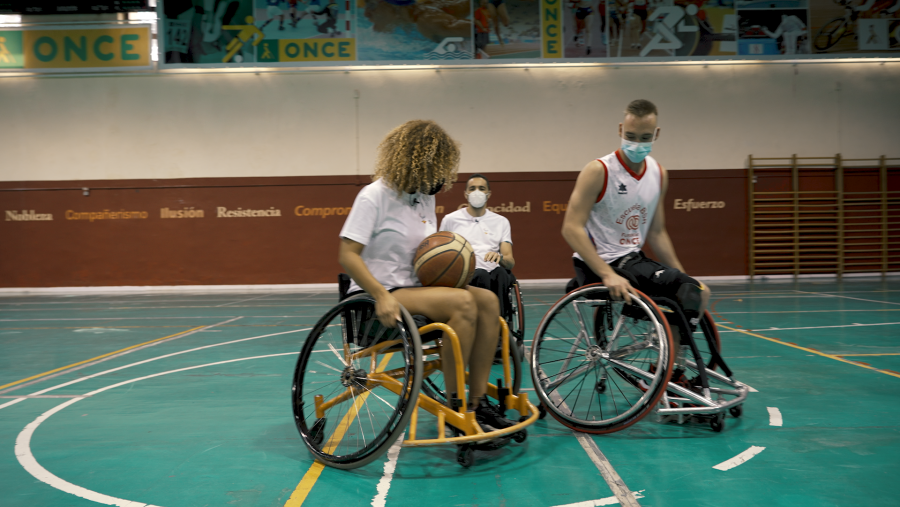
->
[[373, 120, 460, 195]]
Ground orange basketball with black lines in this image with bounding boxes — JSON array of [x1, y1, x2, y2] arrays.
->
[[413, 232, 476, 288]]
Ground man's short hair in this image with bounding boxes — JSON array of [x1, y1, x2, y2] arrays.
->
[[467, 173, 490, 191], [625, 99, 658, 118]]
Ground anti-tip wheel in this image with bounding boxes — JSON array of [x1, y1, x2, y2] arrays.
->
[[512, 430, 527, 443], [729, 405, 743, 418], [457, 445, 475, 468], [710, 413, 725, 432]]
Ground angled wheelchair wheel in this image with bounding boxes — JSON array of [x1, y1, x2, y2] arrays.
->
[[672, 310, 723, 373], [507, 281, 525, 349], [292, 295, 423, 469], [530, 284, 675, 434]]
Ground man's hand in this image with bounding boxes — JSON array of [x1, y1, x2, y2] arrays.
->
[[374, 293, 402, 328], [484, 251, 502, 264], [601, 271, 633, 304]]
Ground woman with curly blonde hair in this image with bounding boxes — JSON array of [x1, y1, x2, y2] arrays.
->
[[339, 119, 514, 431]]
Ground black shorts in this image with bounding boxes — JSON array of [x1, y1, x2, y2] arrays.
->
[[573, 252, 699, 303], [469, 267, 514, 319]]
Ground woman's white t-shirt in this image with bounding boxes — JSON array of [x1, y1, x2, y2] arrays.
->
[[339, 178, 438, 293]]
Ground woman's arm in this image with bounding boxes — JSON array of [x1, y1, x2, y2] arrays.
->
[[338, 238, 402, 327]]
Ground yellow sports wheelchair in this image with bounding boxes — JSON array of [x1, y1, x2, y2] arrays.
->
[[291, 279, 539, 469]]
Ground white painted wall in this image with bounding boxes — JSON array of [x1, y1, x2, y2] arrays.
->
[[1, 61, 898, 182]]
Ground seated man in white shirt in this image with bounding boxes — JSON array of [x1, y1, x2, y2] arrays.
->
[[440, 174, 516, 324]]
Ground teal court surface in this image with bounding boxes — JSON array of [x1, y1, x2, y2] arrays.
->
[[1, 279, 899, 507]]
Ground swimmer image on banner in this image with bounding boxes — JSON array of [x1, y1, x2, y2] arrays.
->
[[356, 0, 474, 60], [608, 0, 738, 58]]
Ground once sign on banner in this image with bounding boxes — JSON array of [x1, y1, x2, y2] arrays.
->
[[0, 25, 151, 71]]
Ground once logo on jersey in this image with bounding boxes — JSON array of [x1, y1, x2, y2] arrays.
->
[[618, 183, 628, 195], [625, 215, 640, 230]]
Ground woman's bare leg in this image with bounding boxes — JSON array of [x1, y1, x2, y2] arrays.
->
[[392, 287, 477, 403], [464, 286, 500, 404]]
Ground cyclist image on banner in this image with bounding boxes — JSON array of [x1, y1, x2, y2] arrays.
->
[[610, 0, 738, 58], [255, 0, 350, 39], [162, 0, 257, 65], [737, 8, 809, 54], [809, 0, 899, 53], [355, 0, 474, 60], [564, 0, 609, 57]]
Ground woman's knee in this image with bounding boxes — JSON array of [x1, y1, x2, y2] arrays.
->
[[468, 286, 500, 316], [447, 289, 478, 323]]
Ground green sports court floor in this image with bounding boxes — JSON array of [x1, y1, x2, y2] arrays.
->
[[1, 278, 898, 507]]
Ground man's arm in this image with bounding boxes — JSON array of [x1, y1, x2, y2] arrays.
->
[[561, 160, 632, 302], [645, 164, 685, 272], [499, 242, 515, 269]]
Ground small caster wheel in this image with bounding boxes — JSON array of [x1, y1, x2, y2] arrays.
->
[[309, 418, 326, 446], [457, 445, 474, 468], [595, 379, 607, 394], [729, 405, 743, 418], [710, 413, 725, 433], [538, 403, 547, 420], [512, 430, 527, 443]]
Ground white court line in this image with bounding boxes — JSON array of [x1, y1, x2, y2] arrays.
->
[[712, 446, 766, 471], [15, 352, 298, 507], [715, 309, 900, 315], [573, 432, 641, 507], [794, 290, 900, 307], [0, 317, 242, 396], [216, 294, 272, 307], [0, 315, 321, 322], [0, 326, 312, 410], [371, 432, 404, 507], [552, 492, 646, 507], [767, 407, 783, 426], [717, 322, 900, 333]]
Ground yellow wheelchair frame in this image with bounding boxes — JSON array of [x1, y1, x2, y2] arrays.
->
[[294, 297, 539, 469]]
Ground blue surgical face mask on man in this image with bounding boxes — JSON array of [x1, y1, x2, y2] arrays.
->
[[620, 128, 659, 163], [620, 138, 654, 163]]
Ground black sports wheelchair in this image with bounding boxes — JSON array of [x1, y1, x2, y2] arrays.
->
[[529, 268, 750, 433], [290, 274, 538, 469]]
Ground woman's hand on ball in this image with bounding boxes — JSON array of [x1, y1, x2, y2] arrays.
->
[[375, 294, 402, 328], [484, 251, 501, 264]]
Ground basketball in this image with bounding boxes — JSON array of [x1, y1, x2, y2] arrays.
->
[[413, 232, 476, 288]]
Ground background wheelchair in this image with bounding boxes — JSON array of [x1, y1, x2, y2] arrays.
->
[[529, 269, 750, 434], [290, 275, 538, 469]]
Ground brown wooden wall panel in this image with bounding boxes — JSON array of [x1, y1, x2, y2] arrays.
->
[[0, 170, 748, 287]]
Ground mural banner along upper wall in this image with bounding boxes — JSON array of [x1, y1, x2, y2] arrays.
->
[[155, 0, 897, 67], [0, 25, 152, 71]]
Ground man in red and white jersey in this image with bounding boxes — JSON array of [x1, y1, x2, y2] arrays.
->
[[561, 99, 711, 353]]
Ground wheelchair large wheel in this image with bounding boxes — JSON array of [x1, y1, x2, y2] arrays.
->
[[507, 281, 525, 348], [531, 284, 675, 433], [292, 295, 423, 469]]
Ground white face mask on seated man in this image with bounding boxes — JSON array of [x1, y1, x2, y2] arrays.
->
[[467, 190, 488, 209]]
